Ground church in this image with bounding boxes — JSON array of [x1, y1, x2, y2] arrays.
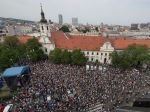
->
[[19, 6, 150, 64]]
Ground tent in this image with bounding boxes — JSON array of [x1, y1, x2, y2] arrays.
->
[[3, 66, 30, 90]]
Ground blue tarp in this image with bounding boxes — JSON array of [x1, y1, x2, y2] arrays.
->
[[2, 66, 29, 77]]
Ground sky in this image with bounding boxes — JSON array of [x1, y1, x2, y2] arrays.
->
[[0, 0, 150, 25]]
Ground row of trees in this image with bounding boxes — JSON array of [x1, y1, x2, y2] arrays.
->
[[1, 36, 149, 71], [111, 44, 150, 69], [0, 36, 45, 72], [49, 49, 87, 65]]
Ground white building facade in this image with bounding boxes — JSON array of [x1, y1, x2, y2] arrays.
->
[[84, 42, 114, 64]]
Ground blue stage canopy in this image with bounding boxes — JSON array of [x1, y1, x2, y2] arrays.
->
[[3, 66, 29, 77]]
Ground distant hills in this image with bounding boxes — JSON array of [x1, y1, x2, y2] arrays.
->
[[0, 17, 37, 29], [0, 17, 36, 24]]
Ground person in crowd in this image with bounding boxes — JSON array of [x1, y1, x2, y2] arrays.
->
[[9, 61, 150, 112]]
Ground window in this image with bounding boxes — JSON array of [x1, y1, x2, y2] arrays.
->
[[92, 52, 94, 55], [106, 43, 109, 49], [96, 59, 98, 62], [91, 58, 93, 61], [105, 53, 107, 56], [97, 52, 99, 55], [101, 53, 103, 55], [41, 26, 44, 30], [87, 52, 89, 55], [47, 26, 49, 30], [45, 48, 47, 52]]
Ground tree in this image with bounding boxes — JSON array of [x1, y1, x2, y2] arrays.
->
[[126, 44, 150, 67], [59, 25, 70, 32], [4, 36, 19, 48], [0, 47, 19, 71], [0, 40, 21, 71], [26, 38, 44, 62], [49, 48, 62, 64], [111, 44, 150, 69], [61, 50, 72, 64], [71, 49, 87, 65], [111, 51, 120, 67], [49, 49, 87, 65], [26, 38, 41, 50], [95, 27, 99, 32]]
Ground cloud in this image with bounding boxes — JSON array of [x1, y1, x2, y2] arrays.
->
[[0, 0, 150, 25]]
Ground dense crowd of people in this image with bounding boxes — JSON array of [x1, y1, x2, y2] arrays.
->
[[8, 61, 150, 112]]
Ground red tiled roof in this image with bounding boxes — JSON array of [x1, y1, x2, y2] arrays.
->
[[17, 36, 33, 44], [51, 32, 105, 51], [51, 32, 150, 51], [112, 38, 150, 49]]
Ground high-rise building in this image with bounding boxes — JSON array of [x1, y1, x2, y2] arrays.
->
[[131, 24, 139, 30], [72, 17, 78, 26], [58, 14, 63, 25]]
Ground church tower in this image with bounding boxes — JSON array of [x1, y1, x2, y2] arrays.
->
[[38, 4, 55, 55], [39, 4, 51, 37]]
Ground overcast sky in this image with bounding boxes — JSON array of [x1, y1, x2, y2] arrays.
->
[[0, 0, 150, 25]]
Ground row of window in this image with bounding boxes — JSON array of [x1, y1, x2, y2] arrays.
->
[[41, 26, 49, 31], [86, 52, 111, 56]]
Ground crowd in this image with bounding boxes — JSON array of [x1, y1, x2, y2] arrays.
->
[[8, 61, 150, 112]]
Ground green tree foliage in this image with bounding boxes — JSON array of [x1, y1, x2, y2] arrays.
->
[[49, 48, 62, 64], [111, 44, 150, 69], [111, 51, 120, 67], [61, 50, 72, 64], [0, 36, 20, 71], [26, 38, 44, 62], [71, 49, 87, 65], [59, 25, 70, 32], [82, 27, 90, 33], [95, 27, 99, 32], [4, 36, 19, 48], [49, 49, 87, 65], [0, 36, 45, 71]]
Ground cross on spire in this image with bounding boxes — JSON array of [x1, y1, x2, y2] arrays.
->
[[40, 3, 47, 23], [40, 3, 43, 13]]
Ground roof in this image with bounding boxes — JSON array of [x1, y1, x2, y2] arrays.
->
[[112, 38, 150, 49], [51, 32, 105, 51], [51, 32, 150, 51], [17, 36, 33, 44], [3, 66, 29, 77]]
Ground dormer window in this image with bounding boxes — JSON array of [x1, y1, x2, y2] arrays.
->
[[106, 43, 109, 49]]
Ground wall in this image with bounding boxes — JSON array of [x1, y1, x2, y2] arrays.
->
[[39, 23, 51, 37], [84, 42, 114, 64]]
